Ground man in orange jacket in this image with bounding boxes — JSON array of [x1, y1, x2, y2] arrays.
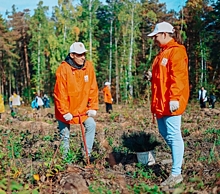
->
[[147, 21, 189, 187], [54, 42, 99, 159], [103, 82, 113, 113]]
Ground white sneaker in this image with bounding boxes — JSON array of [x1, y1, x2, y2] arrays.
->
[[160, 174, 183, 187]]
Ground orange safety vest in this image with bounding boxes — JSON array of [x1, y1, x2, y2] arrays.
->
[[151, 39, 189, 118], [54, 60, 99, 124]]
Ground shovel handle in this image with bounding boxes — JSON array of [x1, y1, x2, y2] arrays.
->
[[74, 113, 90, 165]]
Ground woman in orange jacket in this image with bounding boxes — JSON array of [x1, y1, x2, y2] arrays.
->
[[147, 21, 189, 187], [103, 82, 113, 113], [54, 42, 99, 159]]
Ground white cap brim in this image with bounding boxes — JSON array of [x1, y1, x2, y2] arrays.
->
[[75, 49, 88, 54], [147, 31, 158, 37]]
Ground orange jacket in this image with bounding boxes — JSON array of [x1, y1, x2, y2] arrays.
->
[[151, 39, 189, 117], [54, 60, 99, 124], [103, 86, 112, 104]]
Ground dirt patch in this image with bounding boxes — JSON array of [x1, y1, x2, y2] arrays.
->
[[0, 103, 219, 193]]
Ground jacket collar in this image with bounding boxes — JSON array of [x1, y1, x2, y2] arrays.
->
[[64, 54, 85, 69], [160, 39, 178, 50]]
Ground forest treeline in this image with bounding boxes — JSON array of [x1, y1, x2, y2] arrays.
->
[[0, 0, 219, 104]]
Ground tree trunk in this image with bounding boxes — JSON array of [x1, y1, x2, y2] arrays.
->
[[128, 5, 134, 98], [89, 0, 92, 61], [115, 37, 119, 104], [24, 43, 30, 88], [109, 19, 113, 84], [37, 24, 41, 94]]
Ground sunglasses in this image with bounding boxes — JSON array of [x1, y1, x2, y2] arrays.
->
[[75, 53, 86, 57], [71, 53, 86, 57]]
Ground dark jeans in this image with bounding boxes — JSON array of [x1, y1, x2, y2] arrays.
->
[[200, 99, 206, 108], [209, 101, 215, 108], [105, 103, 112, 113]]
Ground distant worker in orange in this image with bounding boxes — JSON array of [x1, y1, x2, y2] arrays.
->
[[103, 82, 113, 113], [0, 94, 5, 119]]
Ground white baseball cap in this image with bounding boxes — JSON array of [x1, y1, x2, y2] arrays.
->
[[147, 22, 174, 37], [104, 82, 111, 86], [69, 42, 88, 54]]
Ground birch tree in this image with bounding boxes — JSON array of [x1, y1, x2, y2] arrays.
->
[[184, 0, 211, 90], [29, 1, 52, 94], [50, 0, 82, 73], [80, 0, 100, 65], [116, 0, 141, 101]]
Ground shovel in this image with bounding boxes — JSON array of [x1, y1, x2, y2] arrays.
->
[[75, 114, 90, 165]]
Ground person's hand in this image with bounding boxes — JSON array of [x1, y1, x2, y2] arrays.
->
[[63, 113, 73, 121], [111, 98, 113, 102], [169, 101, 179, 112], [86, 110, 97, 117], [145, 70, 152, 81]]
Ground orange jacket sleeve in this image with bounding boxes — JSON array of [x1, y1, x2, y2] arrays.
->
[[54, 63, 70, 115], [87, 64, 99, 110], [168, 46, 189, 101]]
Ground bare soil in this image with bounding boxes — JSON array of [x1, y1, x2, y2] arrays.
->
[[0, 102, 219, 193]]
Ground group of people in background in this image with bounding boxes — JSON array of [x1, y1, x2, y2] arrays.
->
[[198, 86, 217, 109], [0, 91, 52, 119], [31, 93, 50, 110]]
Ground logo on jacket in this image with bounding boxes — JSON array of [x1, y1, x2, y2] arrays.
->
[[161, 58, 168, 66], [84, 75, 89, 82]]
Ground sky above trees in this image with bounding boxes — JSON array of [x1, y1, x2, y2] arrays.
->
[[0, 0, 185, 17]]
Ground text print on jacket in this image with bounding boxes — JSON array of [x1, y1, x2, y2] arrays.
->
[[54, 60, 99, 124], [151, 39, 189, 117]]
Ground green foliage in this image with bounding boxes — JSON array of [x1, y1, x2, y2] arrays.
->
[[189, 177, 204, 190], [121, 131, 161, 152], [43, 135, 53, 141], [89, 181, 120, 194], [0, 178, 39, 193], [203, 128, 220, 146], [107, 137, 114, 147], [128, 183, 162, 194], [208, 140, 219, 164], [11, 111, 16, 118], [109, 112, 120, 121], [183, 128, 190, 136], [203, 128, 220, 135], [0, 102, 219, 192], [63, 148, 82, 164], [131, 163, 154, 180], [7, 136, 22, 159], [0, 0, 219, 103]]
